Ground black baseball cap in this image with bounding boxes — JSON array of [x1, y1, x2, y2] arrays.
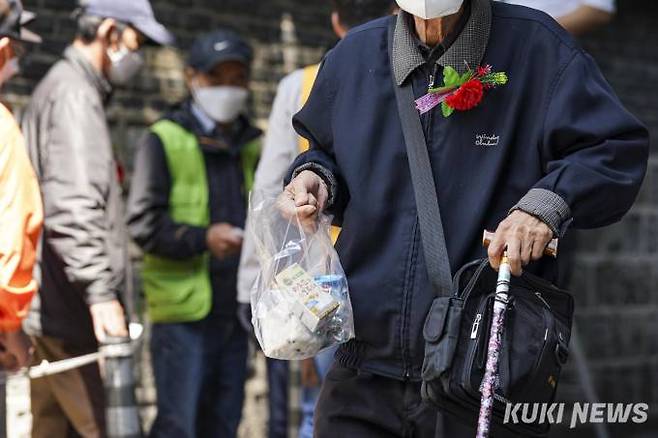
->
[[187, 30, 253, 73], [0, 0, 41, 44], [79, 0, 174, 46]]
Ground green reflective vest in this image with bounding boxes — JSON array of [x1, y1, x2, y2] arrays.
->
[[142, 119, 259, 323]]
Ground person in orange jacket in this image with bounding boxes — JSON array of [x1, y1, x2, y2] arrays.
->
[[0, 0, 43, 370]]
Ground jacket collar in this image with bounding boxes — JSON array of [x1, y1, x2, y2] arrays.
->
[[392, 0, 492, 86], [64, 46, 112, 100], [190, 101, 216, 135], [165, 99, 261, 155]]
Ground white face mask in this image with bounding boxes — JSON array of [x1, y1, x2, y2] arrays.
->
[[395, 0, 464, 19], [0, 56, 20, 86], [192, 85, 249, 123], [107, 46, 145, 86]]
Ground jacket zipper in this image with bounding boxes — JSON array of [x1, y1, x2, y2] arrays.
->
[[401, 67, 439, 380], [402, 67, 437, 380], [401, 219, 418, 379]]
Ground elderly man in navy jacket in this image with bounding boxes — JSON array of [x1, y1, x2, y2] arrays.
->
[[281, 0, 648, 436]]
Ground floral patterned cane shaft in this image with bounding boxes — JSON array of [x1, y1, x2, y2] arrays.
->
[[476, 260, 511, 438]]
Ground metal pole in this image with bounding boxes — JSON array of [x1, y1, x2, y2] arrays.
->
[[102, 336, 143, 438]]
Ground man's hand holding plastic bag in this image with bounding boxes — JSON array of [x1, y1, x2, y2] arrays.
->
[[248, 182, 354, 360], [277, 170, 329, 232]]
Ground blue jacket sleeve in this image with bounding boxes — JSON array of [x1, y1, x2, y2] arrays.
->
[[287, 54, 350, 220], [533, 50, 649, 230]]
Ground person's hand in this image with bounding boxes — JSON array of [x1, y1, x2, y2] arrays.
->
[[278, 170, 329, 232], [487, 210, 554, 276], [89, 300, 128, 343], [300, 358, 320, 388], [0, 329, 33, 371], [206, 223, 243, 259]]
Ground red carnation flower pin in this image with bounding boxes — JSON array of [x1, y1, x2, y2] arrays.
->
[[445, 78, 484, 111], [414, 63, 508, 117]]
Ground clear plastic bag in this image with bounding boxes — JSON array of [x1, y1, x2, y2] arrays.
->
[[248, 192, 354, 360]]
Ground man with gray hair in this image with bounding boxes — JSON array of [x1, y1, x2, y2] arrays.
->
[[22, 1, 172, 436]]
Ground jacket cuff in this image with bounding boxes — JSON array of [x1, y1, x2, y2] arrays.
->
[[86, 289, 118, 305], [185, 226, 209, 254], [291, 162, 337, 209], [510, 188, 572, 236]]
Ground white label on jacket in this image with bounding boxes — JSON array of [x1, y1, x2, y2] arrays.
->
[[476, 134, 500, 148]]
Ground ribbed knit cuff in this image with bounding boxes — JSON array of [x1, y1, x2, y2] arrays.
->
[[292, 163, 337, 209], [510, 188, 572, 236]]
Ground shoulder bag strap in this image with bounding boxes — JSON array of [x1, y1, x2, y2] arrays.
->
[[387, 18, 452, 297]]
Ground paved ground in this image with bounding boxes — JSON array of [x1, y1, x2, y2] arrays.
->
[[5, 340, 272, 437]]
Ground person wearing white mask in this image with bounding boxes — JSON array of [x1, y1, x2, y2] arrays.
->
[[21, 0, 173, 436], [496, 0, 615, 35], [127, 29, 261, 438], [280, 0, 647, 436]]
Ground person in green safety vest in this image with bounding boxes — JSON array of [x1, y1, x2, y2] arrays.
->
[[126, 29, 261, 438]]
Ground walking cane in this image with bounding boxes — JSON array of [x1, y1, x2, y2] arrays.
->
[[476, 231, 558, 438]]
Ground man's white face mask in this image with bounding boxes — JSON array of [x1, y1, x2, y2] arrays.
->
[[192, 85, 249, 123], [395, 0, 465, 19]]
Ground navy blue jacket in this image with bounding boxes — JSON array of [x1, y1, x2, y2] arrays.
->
[[288, 5, 648, 380]]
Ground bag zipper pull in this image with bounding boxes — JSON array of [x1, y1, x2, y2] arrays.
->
[[470, 313, 482, 339], [535, 292, 552, 310]]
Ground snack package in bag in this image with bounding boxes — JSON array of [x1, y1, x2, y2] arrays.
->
[[248, 192, 355, 360]]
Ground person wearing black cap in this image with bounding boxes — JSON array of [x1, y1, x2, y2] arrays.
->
[[126, 29, 261, 438], [21, 1, 172, 437], [0, 0, 42, 372]]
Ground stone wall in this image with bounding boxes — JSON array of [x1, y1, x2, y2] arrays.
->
[[7, 0, 336, 174], [552, 1, 658, 435]]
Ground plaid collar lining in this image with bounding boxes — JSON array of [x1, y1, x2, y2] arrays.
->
[[392, 0, 493, 86]]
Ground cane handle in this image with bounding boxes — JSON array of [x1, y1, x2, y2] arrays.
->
[[482, 230, 558, 258]]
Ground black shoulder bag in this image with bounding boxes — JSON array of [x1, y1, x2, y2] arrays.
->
[[387, 19, 575, 437]]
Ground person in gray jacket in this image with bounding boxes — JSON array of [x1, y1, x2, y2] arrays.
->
[[21, 1, 172, 436]]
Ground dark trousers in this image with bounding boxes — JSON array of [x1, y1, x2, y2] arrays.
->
[[266, 358, 289, 438], [314, 363, 476, 438], [149, 315, 248, 438]]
